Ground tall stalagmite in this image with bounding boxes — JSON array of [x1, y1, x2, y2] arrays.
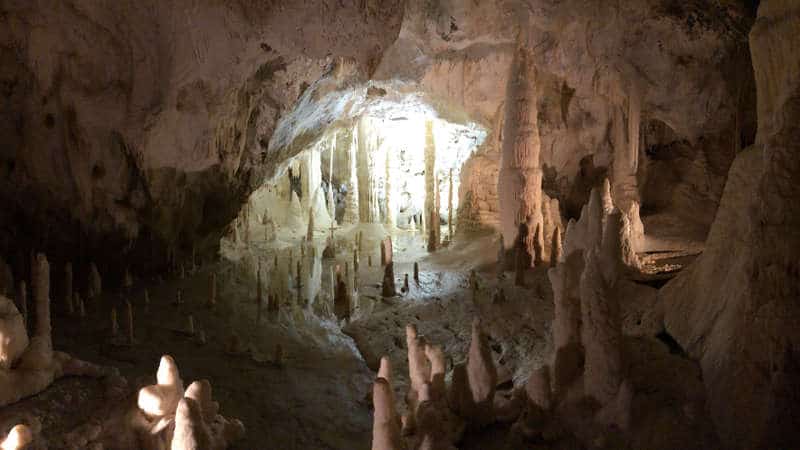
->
[[498, 41, 544, 263], [424, 120, 439, 252]]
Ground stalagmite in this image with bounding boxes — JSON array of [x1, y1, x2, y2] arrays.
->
[[402, 274, 409, 294], [381, 263, 396, 297], [371, 378, 403, 450], [32, 254, 50, 340], [448, 168, 454, 241], [76, 293, 85, 318], [171, 397, 211, 450], [427, 207, 439, 253], [498, 43, 544, 262], [110, 308, 119, 337], [413, 262, 419, 284], [368, 255, 372, 267], [126, 300, 134, 344], [187, 315, 195, 336], [525, 365, 552, 419], [138, 355, 185, 417], [306, 207, 315, 242], [425, 344, 446, 400], [464, 318, 497, 425], [381, 236, 394, 266], [64, 263, 73, 315], [580, 251, 623, 406], [0, 424, 33, 450], [208, 273, 216, 306], [405, 324, 430, 429], [334, 274, 350, 322], [0, 295, 28, 370], [15, 281, 26, 327], [89, 262, 101, 298], [549, 250, 585, 350], [596, 379, 633, 431], [550, 227, 562, 267]]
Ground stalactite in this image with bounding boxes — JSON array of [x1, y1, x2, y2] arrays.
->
[[328, 133, 336, 223], [343, 127, 360, 224]]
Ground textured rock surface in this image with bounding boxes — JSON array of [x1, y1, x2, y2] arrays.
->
[[660, 2, 800, 448]]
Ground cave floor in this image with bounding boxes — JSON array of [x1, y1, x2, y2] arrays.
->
[[13, 225, 717, 449]]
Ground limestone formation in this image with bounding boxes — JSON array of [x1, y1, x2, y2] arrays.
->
[[0, 424, 33, 450], [110, 308, 119, 337], [371, 377, 403, 450], [580, 251, 623, 406], [425, 344, 446, 400], [209, 273, 217, 306], [0, 296, 28, 370], [413, 262, 419, 284], [171, 397, 211, 450], [532, 224, 544, 267], [464, 318, 497, 425], [405, 324, 431, 420], [89, 263, 102, 298], [550, 227, 562, 267], [126, 300, 134, 344], [523, 365, 552, 425], [32, 254, 50, 339], [334, 274, 350, 322], [380, 237, 393, 266], [137, 355, 185, 417], [402, 274, 409, 294], [381, 263, 396, 298]]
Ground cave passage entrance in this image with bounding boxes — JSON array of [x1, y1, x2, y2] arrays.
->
[[230, 94, 487, 248]]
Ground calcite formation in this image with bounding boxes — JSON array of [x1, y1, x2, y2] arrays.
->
[[0, 254, 110, 407]]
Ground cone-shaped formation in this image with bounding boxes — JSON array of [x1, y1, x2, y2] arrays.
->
[[0, 424, 33, 450], [380, 237, 393, 266], [406, 324, 431, 424], [89, 262, 102, 298], [514, 222, 531, 286], [413, 262, 419, 284], [334, 274, 351, 322], [550, 227, 562, 267], [372, 378, 403, 450], [425, 344, 446, 400], [402, 274, 409, 294], [381, 263, 396, 298], [137, 356, 244, 449], [532, 224, 544, 267], [137, 355, 185, 417], [464, 318, 497, 425], [580, 251, 623, 406]]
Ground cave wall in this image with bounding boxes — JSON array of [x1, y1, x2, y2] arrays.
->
[[0, 0, 403, 281], [659, 1, 800, 448]]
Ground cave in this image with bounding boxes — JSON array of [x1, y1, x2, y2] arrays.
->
[[0, 1, 798, 449]]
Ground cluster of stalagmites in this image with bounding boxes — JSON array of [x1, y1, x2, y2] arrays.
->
[[371, 181, 639, 449], [135, 355, 244, 449]]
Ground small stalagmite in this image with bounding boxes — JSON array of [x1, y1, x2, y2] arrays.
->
[[427, 207, 439, 252], [550, 227, 562, 267], [110, 308, 119, 337], [334, 274, 351, 322], [89, 262, 102, 298], [532, 224, 544, 267], [64, 262, 73, 315], [208, 273, 217, 306], [525, 365, 552, 417], [368, 254, 372, 267], [425, 344, 446, 400], [380, 237, 393, 266], [126, 300, 134, 344], [465, 318, 497, 425], [137, 355, 185, 417], [371, 377, 403, 450], [32, 254, 51, 339], [381, 263, 396, 297], [413, 262, 419, 284], [187, 315, 196, 336], [171, 397, 211, 450], [402, 274, 409, 294], [76, 293, 85, 318], [405, 324, 431, 429]]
